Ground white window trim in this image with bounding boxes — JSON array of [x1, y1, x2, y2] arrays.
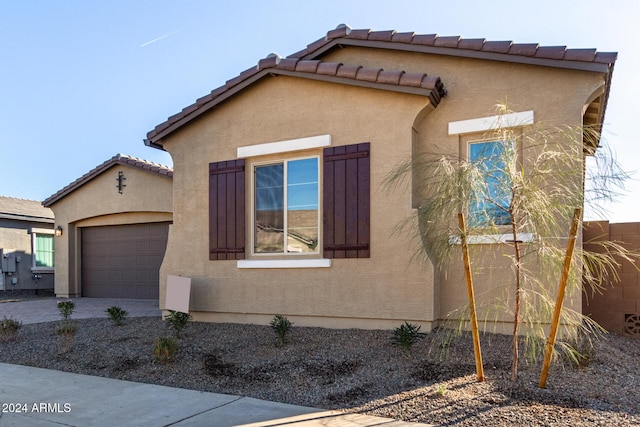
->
[[237, 134, 331, 158], [448, 111, 534, 135], [30, 227, 54, 272], [237, 259, 331, 269], [449, 233, 534, 245], [251, 155, 321, 257]]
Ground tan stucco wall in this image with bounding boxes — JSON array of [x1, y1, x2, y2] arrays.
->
[[158, 46, 607, 331], [384, 49, 600, 331], [47, 165, 173, 297]]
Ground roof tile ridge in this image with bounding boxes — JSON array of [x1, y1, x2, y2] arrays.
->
[[274, 58, 445, 96], [113, 153, 171, 170], [0, 195, 45, 203]]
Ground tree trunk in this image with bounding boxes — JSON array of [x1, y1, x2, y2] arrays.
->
[[510, 212, 522, 382]]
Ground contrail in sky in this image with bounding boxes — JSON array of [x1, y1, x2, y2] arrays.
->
[[140, 30, 180, 47]]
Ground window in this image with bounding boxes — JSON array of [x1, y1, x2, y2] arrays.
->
[[209, 141, 370, 262], [469, 140, 512, 226], [254, 157, 319, 254], [31, 228, 54, 270]]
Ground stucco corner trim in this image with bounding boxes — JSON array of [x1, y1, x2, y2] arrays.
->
[[237, 259, 332, 269], [449, 232, 534, 245], [448, 111, 534, 135], [237, 134, 331, 158]]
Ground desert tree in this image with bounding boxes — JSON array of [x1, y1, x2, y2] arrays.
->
[[386, 102, 635, 382]]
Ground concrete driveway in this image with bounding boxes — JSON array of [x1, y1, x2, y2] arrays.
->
[[0, 297, 161, 324]]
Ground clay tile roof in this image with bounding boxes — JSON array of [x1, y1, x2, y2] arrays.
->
[[306, 37, 328, 54], [594, 52, 617, 64], [336, 63, 361, 79], [346, 29, 371, 40], [326, 25, 350, 40], [391, 32, 415, 43], [0, 196, 54, 223], [481, 40, 513, 53], [43, 154, 173, 207], [399, 72, 426, 87], [316, 62, 342, 76], [145, 25, 616, 148], [294, 26, 616, 72], [356, 67, 382, 82], [411, 34, 438, 46], [278, 57, 299, 71], [368, 30, 396, 42], [295, 60, 321, 73], [434, 36, 461, 48], [378, 69, 404, 85], [508, 43, 539, 56], [457, 38, 486, 51], [563, 49, 597, 62], [258, 54, 281, 69], [534, 46, 567, 60]]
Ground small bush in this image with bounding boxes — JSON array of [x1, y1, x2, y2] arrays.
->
[[560, 329, 598, 368], [164, 310, 191, 338], [270, 314, 293, 346], [153, 337, 178, 364], [55, 322, 77, 354], [392, 321, 427, 356], [0, 317, 22, 342], [57, 300, 75, 320], [105, 306, 128, 326]]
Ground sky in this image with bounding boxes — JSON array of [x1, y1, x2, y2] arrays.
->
[[1, 0, 639, 222]]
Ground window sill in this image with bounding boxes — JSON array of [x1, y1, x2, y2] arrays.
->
[[237, 259, 331, 269], [31, 267, 54, 273], [449, 233, 534, 245]]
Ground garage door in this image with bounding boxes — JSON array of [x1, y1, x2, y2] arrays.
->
[[81, 222, 170, 299]]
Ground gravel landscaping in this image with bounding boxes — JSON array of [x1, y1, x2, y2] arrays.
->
[[0, 308, 639, 426]]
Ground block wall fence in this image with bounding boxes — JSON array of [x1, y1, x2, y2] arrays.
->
[[583, 221, 640, 338]]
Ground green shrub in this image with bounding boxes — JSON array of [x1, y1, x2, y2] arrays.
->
[[55, 322, 77, 354], [105, 306, 128, 326], [392, 321, 427, 356], [57, 300, 75, 320], [153, 337, 178, 364], [0, 317, 21, 342], [164, 310, 191, 338], [270, 314, 293, 346]]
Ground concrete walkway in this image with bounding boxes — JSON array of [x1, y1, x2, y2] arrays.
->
[[0, 298, 433, 426], [0, 297, 161, 324]]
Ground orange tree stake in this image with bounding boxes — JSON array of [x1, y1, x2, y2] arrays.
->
[[539, 208, 582, 388], [458, 213, 485, 382]]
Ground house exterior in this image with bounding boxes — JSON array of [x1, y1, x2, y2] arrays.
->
[[0, 196, 55, 292], [43, 154, 173, 299], [144, 25, 616, 331]]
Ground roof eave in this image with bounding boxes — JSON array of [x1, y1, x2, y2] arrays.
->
[[0, 213, 55, 223], [146, 67, 445, 146], [299, 38, 615, 74]]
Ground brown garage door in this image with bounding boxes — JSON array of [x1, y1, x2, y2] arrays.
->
[[81, 223, 170, 299]]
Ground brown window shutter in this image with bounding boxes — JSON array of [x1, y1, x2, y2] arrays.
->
[[209, 160, 245, 260], [323, 143, 370, 258]]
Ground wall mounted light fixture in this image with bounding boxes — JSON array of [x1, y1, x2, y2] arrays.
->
[[116, 170, 127, 194], [55, 225, 63, 237]]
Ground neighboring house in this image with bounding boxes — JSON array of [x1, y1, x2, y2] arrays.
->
[[141, 25, 615, 331], [0, 196, 55, 292], [43, 154, 173, 299]]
